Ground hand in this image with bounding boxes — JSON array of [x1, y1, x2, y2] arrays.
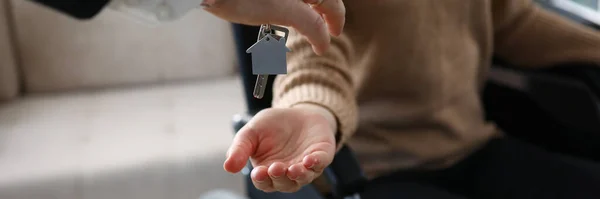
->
[[224, 104, 337, 193], [202, 0, 346, 55]]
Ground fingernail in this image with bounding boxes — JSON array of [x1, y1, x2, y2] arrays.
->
[[313, 46, 323, 56], [303, 161, 313, 169], [307, 158, 319, 169], [256, 176, 265, 182]]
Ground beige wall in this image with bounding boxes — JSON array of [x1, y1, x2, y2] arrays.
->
[[3, 0, 237, 95]]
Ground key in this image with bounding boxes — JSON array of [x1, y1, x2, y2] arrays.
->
[[252, 24, 273, 99], [253, 74, 269, 99], [246, 24, 291, 99]]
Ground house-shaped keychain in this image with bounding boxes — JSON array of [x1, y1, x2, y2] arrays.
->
[[246, 34, 291, 75]]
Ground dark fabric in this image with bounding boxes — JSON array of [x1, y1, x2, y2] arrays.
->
[[359, 181, 468, 199], [30, 0, 110, 19], [483, 66, 600, 163], [363, 137, 600, 199]]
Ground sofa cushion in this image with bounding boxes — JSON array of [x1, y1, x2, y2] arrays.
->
[[0, 77, 245, 199], [0, 0, 19, 101], [10, 0, 237, 93]]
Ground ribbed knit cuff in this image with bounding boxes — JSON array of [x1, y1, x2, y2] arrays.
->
[[273, 84, 358, 151]]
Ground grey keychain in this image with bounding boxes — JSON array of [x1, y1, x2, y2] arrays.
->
[[246, 24, 291, 99]]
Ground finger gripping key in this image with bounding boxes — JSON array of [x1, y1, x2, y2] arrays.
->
[[246, 24, 291, 99]]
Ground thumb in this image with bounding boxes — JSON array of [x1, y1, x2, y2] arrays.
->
[[279, 1, 330, 55], [224, 127, 258, 173]]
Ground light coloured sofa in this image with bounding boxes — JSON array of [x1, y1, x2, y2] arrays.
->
[[0, 1, 246, 198]]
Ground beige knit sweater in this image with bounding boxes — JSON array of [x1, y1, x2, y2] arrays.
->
[[272, 0, 600, 179]]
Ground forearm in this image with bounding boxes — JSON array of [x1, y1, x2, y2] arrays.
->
[[29, 0, 110, 19], [494, 0, 600, 67], [30, 0, 202, 23], [108, 0, 203, 23]]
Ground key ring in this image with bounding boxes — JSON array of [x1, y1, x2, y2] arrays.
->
[[257, 24, 272, 41], [263, 24, 271, 32], [257, 24, 289, 43]]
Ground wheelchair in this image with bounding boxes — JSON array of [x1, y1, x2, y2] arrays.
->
[[230, 1, 600, 198]]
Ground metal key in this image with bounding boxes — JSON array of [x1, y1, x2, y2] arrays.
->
[[253, 24, 273, 99], [253, 74, 269, 99], [247, 24, 291, 99]]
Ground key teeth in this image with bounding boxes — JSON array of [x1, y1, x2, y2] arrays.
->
[[253, 75, 269, 99], [253, 85, 265, 99]]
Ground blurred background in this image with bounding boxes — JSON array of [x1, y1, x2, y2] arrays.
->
[[0, 0, 245, 198]]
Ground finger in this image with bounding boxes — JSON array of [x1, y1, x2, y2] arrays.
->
[[305, 0, 346, 36], [251, 166, 275, 192], [268, 162, 300, 193], [224, 127, 258, 173], [303, 151, 332, 173], [282, 1, 330, 55], [288, 163, 316, 185]]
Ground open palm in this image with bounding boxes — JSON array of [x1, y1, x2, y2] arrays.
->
[[224, 107, 336, 193]]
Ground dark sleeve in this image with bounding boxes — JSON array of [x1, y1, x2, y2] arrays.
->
[[29, 0, 111, 19]]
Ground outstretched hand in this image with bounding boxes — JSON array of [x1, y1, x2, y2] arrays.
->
[[224, 104, 337, 193], [202, 0, 346, 55]]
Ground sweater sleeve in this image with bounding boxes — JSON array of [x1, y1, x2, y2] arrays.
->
[[492, 0, 600, 67], [272, 29, 358, 151]]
